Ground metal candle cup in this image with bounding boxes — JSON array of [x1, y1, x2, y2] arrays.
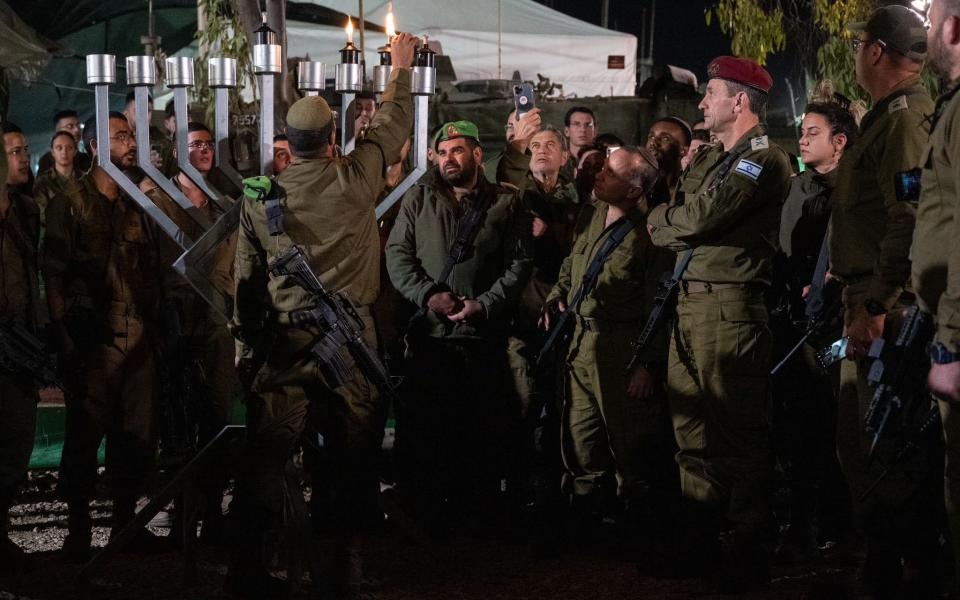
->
[[166, 56, 195, 87], [208, 57, 237, 88], [125, 56, 156, 86], [86, 54, 116, 85], [411, 45, 436, 96], [253, 17, 282, 74], [298, 61, 326, 95], [335, 41, 363, 93], [373, 45, 392, 93]]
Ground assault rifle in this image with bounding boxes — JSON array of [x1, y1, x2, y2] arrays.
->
[[269, 245, 397, 400], [537, 217, 635, 366], [625, 249, 693, 372], [863, 305, 935, 460], [770, 277, 845, 376], [0, 316, 63, 390]]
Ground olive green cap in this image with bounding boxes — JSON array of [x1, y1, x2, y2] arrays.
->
[[433, 120, 481, 150], [286, 96, 334, 131], [848, 5, 927, 62]]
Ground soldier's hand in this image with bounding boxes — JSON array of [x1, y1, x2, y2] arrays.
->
[[448, 298, 484, 323], [538, 299, 567, 331], [427, 291, 463, 316], [845, 306, 884, 359], [390, 32, 421, 70], [929, 361, 960, 403], [532, 215, 548, 238], [626, 365, 655, 401]]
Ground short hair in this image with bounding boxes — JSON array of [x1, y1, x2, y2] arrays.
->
[[83, 111, 127, 149], [50, 130, 77, 148], [576, 142, 606, 161], [356, 91, 377, 102], [273, 133, 289, 143], [564, 106, 595, 127], [172, 121, 212, 144], [287, 121, 335, 159], [652, 116, 693, 145], [53, 109, 79, 125], [723, 80, 768, 121], [125, 90, 153, 106], [165, 99, 175, 118], [533, 124, 568, 152], [621, 145, 659, 191], [1, 122, 23, 135], [595, 132, 624, 148], [804, 101, 859, 148]]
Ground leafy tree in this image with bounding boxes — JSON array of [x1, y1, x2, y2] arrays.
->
[[705, 0, 786, 65]]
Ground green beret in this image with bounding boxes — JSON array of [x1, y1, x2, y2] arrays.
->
[[433, 120, 481, 150], [287, 96, 334, 131]]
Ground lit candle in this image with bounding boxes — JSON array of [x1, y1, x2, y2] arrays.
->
[[346, 17, 354, 44], [386, 3, 396, 40]]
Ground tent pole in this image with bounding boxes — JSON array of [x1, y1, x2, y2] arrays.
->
[[497, 0, 502, 79], [649, 0, 655, 59], [359, 0, 365, 57]]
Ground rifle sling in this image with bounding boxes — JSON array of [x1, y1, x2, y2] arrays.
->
[[570, 216, 635, 313], [434, 193, 494, 289]]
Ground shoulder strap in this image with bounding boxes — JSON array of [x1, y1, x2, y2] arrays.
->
[[570, 217, 634, 311], [434, 191, 494, 286]]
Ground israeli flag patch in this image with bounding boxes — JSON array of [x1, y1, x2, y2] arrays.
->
[[734, 159, 763, 182]]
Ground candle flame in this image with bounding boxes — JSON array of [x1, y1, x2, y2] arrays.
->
[[345, 17, 354, 43], [386, 9, 396, 39]]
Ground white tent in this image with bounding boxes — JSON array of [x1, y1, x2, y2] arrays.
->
[[288, 0, 637, 97]]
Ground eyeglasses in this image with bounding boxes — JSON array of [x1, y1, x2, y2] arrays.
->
[[188, 141, 215, 151], [851, 37, 884, 53], [110, 133, 135, 143]]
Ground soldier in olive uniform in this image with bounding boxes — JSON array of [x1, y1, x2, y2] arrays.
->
[[44, 113, 164, 560], [0, 128, 42, 568], [828, 7, 938, 592], [647, 56, 791, 591], [229, 33, 418, 597], [914, 1, 960, 593], [542, 146, 674, 525], [386, 120, 533, 530], [34, 131, 83, 226]]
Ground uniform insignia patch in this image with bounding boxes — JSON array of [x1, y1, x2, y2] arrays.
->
[[447, 124, 459, 137], [889, 95, 908, 113], [750, 136, 769, 151], [734, 159, 763, 182]]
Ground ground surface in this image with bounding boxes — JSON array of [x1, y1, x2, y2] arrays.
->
[[0, 471, 860, 600]]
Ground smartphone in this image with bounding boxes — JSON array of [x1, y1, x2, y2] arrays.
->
[[894, 168, 922, 203], [513, 82, 535, 119]]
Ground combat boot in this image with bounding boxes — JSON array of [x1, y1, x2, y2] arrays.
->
[[61, 501, 92, 563]]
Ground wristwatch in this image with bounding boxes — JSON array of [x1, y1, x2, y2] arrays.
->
[[863, 298, 887, 316], [930, 342, 960, 365]]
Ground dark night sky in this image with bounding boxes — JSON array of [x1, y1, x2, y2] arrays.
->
[[541, 0, 800, 120]]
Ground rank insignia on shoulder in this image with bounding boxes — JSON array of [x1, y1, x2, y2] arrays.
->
[[889, 95, 908, 113], [750, 135, 769, 151], [734, 159, 763, 182]]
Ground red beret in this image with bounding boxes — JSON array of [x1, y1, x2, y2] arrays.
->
[[706, 56, 773, 94]]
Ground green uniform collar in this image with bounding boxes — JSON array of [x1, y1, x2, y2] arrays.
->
[[860, 75, 927, 131], [724, 124, 767, 155]]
